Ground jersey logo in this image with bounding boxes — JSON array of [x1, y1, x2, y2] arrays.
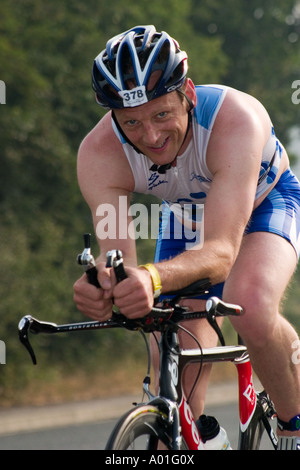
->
[[148, 172, 168, 190]]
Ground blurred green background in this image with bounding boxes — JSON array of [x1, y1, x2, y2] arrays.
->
[[1, 0, 300, 406]]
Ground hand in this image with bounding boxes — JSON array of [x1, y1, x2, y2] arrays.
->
[[112, 266, 154, 318], [73, 263, 114, 321]]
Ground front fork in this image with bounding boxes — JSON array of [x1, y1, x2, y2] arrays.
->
[[179, 353, 259, 451], [235, 353, 278, 450], [235, 353, 257, 433]]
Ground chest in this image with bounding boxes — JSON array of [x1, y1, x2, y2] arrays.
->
[[144, 146, 212, 206]]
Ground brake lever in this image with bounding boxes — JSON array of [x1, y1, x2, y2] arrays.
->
[[18, 315, 58, 365], [205, 297, 244, 346], [77, 233, 100, 288], [18, 316, 37, 365], [106, 249, 127, 283], [78, 237, 129, 324], [206, 296, 243, 317]]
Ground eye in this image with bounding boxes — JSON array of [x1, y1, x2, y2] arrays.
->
[[157, 111, 167, 119], [125, 119, 139, 127]]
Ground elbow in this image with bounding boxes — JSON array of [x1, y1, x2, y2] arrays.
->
[[208, 244, 237, 285]]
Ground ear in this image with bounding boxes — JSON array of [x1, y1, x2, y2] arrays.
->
[[184, 78, 197, 109]]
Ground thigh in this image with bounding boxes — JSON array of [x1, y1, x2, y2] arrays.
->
[[223, 231, 297, 333], [245, 168, 300, 259], [224, 168, 300, 322]]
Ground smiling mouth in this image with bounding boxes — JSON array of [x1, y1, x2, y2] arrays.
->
[[150, 137, 169, 151]]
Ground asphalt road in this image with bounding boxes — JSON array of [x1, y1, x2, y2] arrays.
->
[[0, 403, 239, 450], [0, 381, 275, 450]]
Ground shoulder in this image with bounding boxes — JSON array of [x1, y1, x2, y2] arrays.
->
[[193, 85, 270, 136], [206, 87, 271, 175], [193, 85, 227, 130], [77, 112, 135, 210], [215, 87, 271, 137], [78, 112, 121, 162], [78, 113, 135, 185]]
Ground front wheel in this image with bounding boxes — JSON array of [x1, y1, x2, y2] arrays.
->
[[105, 404, 187, 450]]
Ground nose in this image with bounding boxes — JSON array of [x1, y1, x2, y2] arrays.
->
[[142, 121, 161, 146]]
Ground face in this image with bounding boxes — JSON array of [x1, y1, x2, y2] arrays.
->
[[114, 90, 193, 166]]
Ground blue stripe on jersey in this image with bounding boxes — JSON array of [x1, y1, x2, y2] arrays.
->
[[246, 169, 300, 258], [193, 86, 225, 130]]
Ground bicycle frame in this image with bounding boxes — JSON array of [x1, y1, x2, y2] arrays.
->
[[18, 242, 278, 450], [147, 326, 277, 450], [18, 310, 277, 450]]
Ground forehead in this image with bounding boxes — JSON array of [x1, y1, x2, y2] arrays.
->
[[115, 91, 182, 120]]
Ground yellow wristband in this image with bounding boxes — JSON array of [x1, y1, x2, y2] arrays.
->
[[139, 263, 162, 299]]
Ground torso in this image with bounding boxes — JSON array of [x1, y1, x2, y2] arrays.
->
[[110, 85, 289, 210]]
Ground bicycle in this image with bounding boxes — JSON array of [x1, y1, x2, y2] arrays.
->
[[18, 234, 278, 450]]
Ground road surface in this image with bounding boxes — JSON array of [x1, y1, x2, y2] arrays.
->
[[0, 381, 274, 450]]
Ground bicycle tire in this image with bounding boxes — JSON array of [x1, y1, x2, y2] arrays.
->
[[239, 414, 265, 450], [105, 404, 188, 450]]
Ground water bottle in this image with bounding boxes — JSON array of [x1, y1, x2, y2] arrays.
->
[[196, 414, 232, 450]]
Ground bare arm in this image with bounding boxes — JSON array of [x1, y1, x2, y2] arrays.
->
[[154, 89, 270, 293], [74, 112, 155, 319], [77, 112, 136, 262]]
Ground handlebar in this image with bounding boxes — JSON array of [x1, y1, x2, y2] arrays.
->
[[18, 233, 244, 364]]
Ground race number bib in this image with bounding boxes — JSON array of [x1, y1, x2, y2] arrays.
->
[[119, 85, 148, 107]]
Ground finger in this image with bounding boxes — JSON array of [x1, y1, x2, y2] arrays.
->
[[117, 300, 152, 318], [97, 266, 112, 290], [75, 296, 113, 321], [113, 284, 153, 318], [74, 275, 103, 302]]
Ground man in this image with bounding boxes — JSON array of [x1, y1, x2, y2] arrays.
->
[[73, 25, 300, 449]]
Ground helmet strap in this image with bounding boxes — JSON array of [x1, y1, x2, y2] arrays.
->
[[111, 110, 143, 154]]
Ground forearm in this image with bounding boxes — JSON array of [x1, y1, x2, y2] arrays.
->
[[155, 240, 236, 294], [92, 207, 138, 268]]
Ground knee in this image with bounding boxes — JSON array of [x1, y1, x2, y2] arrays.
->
[[225, 290, 276, 350]]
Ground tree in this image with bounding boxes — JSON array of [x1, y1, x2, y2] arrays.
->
[[0, 0, 299, 405], [189, 0, 300, 143]]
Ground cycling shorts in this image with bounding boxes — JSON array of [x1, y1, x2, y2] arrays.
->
[[154, 168, 300, 299]]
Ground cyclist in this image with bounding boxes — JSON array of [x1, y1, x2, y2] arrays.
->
[[73, 25, 300, 449]]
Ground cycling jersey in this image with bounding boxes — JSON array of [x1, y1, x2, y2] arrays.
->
[[112, 84, 282, 207]]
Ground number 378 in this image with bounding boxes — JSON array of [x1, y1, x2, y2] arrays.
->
[[123, 89, 145, 102]]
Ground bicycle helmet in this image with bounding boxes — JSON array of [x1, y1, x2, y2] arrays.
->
[[92, 25, 188, 109]]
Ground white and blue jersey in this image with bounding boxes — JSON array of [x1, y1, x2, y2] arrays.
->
[[113, 85, 282, 206], [112, 84, 300, 281]]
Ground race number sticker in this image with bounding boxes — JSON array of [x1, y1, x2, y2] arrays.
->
[[119, 85, 148, 107]]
